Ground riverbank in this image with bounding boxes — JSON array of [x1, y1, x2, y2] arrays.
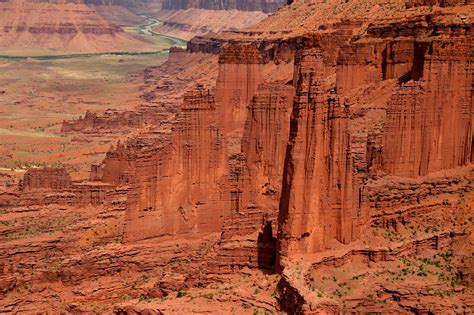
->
[[0, 14, 187, 60]]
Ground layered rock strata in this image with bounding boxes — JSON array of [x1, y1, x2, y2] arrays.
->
[[378, 40, 472, 177], [19, 168, 72, 191], [123, 85, 227, 241], [0, 0, 152, 53], [277, 48, 360, 261], [15, 167, 126, 208], [2, 0, 473, 313], [161, 0, 288, 13]]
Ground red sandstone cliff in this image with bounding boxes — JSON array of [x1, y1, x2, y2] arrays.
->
[[1, 0, 473, 313], [379, 40, 472, 177], [123, 85, 228, 241], [18, 168, 72, 191], [161, 0, 288, 12], [277, 48, 360, 260], [107, 0, 473, 274]]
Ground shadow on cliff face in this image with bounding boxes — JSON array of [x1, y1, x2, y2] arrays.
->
[[257, 221, 277, 272]]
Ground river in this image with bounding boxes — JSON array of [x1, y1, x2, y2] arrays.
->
[[0, 14, 187, 60]]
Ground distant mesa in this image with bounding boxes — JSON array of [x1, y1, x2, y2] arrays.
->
[[161, 0, 288, 12]]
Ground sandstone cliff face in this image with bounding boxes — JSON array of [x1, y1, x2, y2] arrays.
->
[[240, 83, 294, 210], [90, 142, 136, 185], [3, 1, 472, 313], [19, 168, 72, 191], [277, 48, 360, 260], [216, 44, 265, 135], [272, 7, 472, 271], [123, 85, 227, 242], [214, 83, 294, 271], [123, 43, 280, 244], [113, 42, 297, 277], [120, 3, 472, 276], [161, 0, 288, 13], [15, 167, 127, 207], [378, 40, 473, 178], [0, 0, 152, 53]]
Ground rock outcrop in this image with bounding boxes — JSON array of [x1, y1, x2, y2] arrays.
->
[[213, 82, 294, 272], [19, 168, 72, 191], [90, 142, 136, 185], [1, 0, 473, 313], [15, 167, 127, 207], [121, 0, 473, 277], [216, 44, 265, 134], [277, 48, 360, 261], [378, 40, 472, 178], [0, 0, 153, 53], [61, 109, 165, 133], [161, 0, 288, 13], [124, 84, 227, 241]]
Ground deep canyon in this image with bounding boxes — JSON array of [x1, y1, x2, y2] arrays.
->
[[0, 0, 473, 314]]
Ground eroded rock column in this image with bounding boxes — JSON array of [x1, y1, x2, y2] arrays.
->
[[277, 48, 358, 263]]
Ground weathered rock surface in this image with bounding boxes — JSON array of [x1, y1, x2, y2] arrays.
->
[[0, 0, 152, 53], [153, 9, 269, 40], [378, 40, 472, 177], [123, 84, 227, 242], [161, 0, 288, 13], [277, 47, 360, 259], [1, 0, 473, 313], [18, 168, 72, 191]]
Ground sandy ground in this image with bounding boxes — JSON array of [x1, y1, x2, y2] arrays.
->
[[0, 54, 167, 183]]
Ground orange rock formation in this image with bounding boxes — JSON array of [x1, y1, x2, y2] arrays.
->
[[1, 0, 473, 313]]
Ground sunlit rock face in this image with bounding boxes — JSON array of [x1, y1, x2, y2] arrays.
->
[[161, 0, 288, 12]]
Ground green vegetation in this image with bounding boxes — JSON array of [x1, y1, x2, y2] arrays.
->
[[0, 51, 168, 61], [5, 216, 69, 240], [201, 293, 213, 299]]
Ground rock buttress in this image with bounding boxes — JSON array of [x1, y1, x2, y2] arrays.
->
[[213, 83, 294, 272], [216, 44, 265, 135], [379, 40, 473, 177], [277, 48, 360, 262], [19, 168, 72, 191], [123, 85, 226, 242]]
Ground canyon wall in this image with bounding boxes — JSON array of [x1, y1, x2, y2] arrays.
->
[[277, 48, 360, 260], [0, 0, 153, 53], [215, 44, 265, 134], [121, 43, 296, 273], [118, 6, 472, 273], [379, 40, 472, 178], [161, 0, 288, 12], [1, 0, 473, 313], [123, 43, 279, 243], [15, 167, 127, 207], [90, 142, 136, 185], [123, 85, 228, 242], [27, 0, 470, 289], [19, 168, 72, 191], [213, 82, 294, 271]]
